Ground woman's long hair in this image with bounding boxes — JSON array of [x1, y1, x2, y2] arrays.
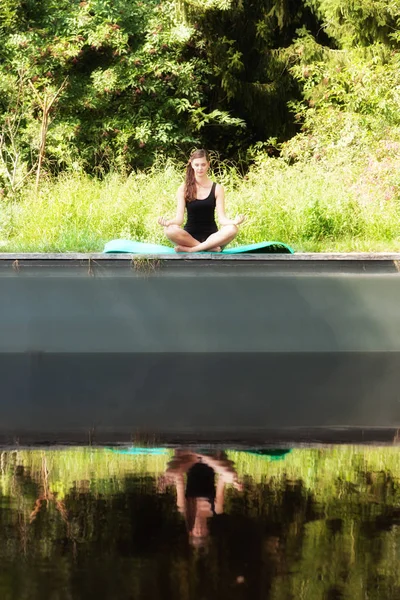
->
[[184, 149, 210, 203]]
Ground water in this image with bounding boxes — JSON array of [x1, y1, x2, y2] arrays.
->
[[0, 445, 399, 599]]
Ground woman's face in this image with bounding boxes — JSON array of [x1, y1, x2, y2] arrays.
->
[[191, 157, 209, 177]]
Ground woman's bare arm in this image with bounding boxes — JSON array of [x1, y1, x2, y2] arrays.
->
[[158, 184, 186, 227], [215, 184, 245, 226]]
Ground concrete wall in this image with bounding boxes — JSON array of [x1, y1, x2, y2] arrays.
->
[[0, 255, 399, 442]]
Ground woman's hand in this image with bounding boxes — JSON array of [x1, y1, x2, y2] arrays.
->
[[232, 214, 245, 226], [158, 216, 172, 227]]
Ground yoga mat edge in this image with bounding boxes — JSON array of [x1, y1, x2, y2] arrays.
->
[[103, 239, 294, 255]]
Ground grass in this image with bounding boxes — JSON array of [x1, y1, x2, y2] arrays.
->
[[1, 151, 400, 253]]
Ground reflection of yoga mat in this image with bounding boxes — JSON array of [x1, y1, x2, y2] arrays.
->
[[107, 447, 169, 456], [103, 239, 294, 254], [245, 449, 292, 461]]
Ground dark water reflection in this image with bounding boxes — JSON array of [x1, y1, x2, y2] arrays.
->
[[0, 445, 399, 600]]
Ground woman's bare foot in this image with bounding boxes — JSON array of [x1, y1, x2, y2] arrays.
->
[[210, 246, 222, 252], [175, 245, 193, 253]]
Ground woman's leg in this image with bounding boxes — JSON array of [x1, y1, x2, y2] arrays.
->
[[164, 225, 221, 252], [163, 224, 199, 247], [175, 225, 238, 253]]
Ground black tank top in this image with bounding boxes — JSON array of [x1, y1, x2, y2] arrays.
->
[[184, 182, 218, 237], [185, 462, 216, 500]]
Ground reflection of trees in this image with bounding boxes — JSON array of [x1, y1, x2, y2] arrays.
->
[[0, 447, 398, 599], [29, 455, 68, 526]]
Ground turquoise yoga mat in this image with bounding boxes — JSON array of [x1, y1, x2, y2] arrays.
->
[[106, 447, 169, 456], [103, 239, 294, 254]]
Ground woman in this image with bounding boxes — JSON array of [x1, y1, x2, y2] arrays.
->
[[158, 149, 245, 252]]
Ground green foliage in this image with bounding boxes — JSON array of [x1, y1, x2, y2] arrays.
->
[[180, 0, 319, 153], [271, 19, 400, 251], [289, 34, 400, 127], [306, 0, 400, 47], [0, 0, 245, 181], [0, 0, 328, 183], [2, 1, 400, 251]]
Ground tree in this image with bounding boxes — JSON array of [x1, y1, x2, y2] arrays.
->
[[179, 0, 325, 156], [0, 0, 243, 183]]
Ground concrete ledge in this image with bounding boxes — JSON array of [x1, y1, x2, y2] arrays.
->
[[1, 252, 400, 260], [0, 252, 400, 274]]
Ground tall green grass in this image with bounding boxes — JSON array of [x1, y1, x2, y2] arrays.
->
[[1, 151, 400, 252]]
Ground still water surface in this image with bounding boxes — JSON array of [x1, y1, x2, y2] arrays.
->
[[0, 445, 399, 600]]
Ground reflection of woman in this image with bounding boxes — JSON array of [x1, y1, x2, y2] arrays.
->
[[164, 450, 242, 546]]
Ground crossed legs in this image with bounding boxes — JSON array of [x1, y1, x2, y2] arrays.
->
[[163, 224, 238, 253], [163, 225, 201, 249]]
